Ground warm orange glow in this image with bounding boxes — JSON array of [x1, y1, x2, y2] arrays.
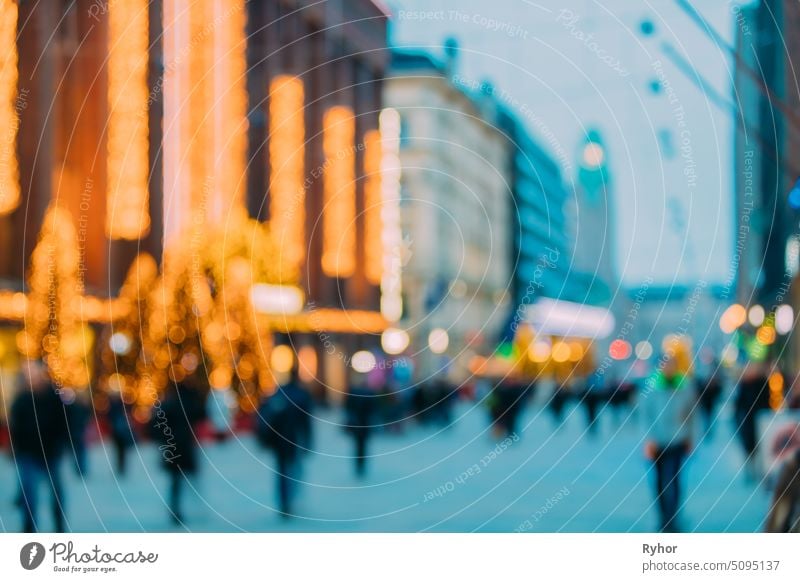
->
[[268, 75, 305, 280], [22, 206, 92, 388], [297, 345, 318, 383], [163, 0, 248, 243], [270, 344, 295, 374], [551, 341, 570, 363], [363, 129, 383, 285], [107, 0, 150, 239], [263, 308, 387, 334], [568, 341, 585, 362], [719, 304, 747, 334], [757, 325, 777, 346], [322, 106, 356, 278], [188, 0, 213, 235], [162, 0, 193, 241], [769, 372, 784, 410], [0, 0, 20, 215], [210, 0, 248, 222]]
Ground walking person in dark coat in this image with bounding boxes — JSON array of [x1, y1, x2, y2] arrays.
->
[[695, 353, 723, 437], [345, 369, 376, 478], [155, 382, 203, 525], [9, 360, 70, 532], [583, 371, 606, 437], [256, 364, 313, 517], [734, 361, 771, 481], [65, 390, 91, 477], [108, 393, 135, 477]]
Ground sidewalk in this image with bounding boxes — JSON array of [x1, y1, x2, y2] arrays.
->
[[0, 399, 770, 532]]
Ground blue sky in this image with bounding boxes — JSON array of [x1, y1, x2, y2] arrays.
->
[[387, 0, 745, 288]]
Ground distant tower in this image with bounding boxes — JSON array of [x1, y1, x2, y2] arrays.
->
[[443, 37, 459, 76], [571, 129, 616, 303]]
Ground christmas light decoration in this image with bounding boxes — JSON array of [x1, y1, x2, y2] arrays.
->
[[260, 308, 387, 334], [100, 253, 159, 407], [20, 206, 92, 388], [209, 0, 248, 222], [322, 105, 356, 278], [0, 0, 19, 215], [164, 0, 248, 241], [162, 0, 192, 241], [363, 129, 383, 285], [138, 216, 283, 405], [106, 0, 150, 239], [268, 75, 305, 281], [146, 243, 214, 394], [379, 108, 402, 322], [201, 216, 282, 401]]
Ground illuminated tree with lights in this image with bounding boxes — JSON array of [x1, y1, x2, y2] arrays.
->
[[139, 216, 290, 409], [99, 253, 159, 408], [202, 216, 288, 411], [146, 242, 215, 395], [19, 205, 91, 388]]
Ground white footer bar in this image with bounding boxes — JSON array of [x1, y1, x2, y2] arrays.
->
[[1, 534, 796, 581]]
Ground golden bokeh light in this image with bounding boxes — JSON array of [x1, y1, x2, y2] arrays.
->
[[364, 129, 383, 285], [269, 75, 305, 281], [0, 0, 19, 215], [322, 105, 356, 278], [106, 0, 150, 239]]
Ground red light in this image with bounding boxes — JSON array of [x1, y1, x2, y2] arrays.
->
[[609, 339, 631, 360]]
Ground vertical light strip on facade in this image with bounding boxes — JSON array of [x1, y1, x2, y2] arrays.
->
[[0, 0, 19, 215], [162, 0, 189, 243], [188, 0, 213, 230], [363, 129, 383, 285], [107, 0, 150, 239], [322, 105, 356, 278], [164, 0, 248, 242], [268, 75, 305, 279], [210, 0, 247, 223], [379, 108, 402, 323]]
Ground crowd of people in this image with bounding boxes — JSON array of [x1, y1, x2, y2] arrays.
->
[[3, 348, 800, 533]]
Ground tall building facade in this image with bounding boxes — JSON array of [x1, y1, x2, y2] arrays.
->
[[0, 0, 390, 412], [732, 0, 800, 367], [568, 130, 616, 306], [384, 48, 512, 380], [498, 108, 576, 310]]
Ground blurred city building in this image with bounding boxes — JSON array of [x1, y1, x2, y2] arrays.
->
[[497, 106, 579, 307], [568, 129, 617, 306], [0, 0, 391, 420], [384, 47, 512, 379], [731, 0, 800, 368]]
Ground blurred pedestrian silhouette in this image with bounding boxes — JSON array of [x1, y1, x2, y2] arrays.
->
[[108, 393, 135, 477], [734, 361, 771, 481], [66, 389, 91, 477], [430, 374, 455, 426], [345, 369, 375, 477], [582, 371, 604, 437], [9, 360, 70, 532], [256, 363, 313, 517], [642, 353, 696, 533], [155, 381, 203, 525], [547, 376, 569, 428], [609, 377, 636, 425], [695, 351, 723, 437], [489, 374, 530, 438], [764, 447, 800, 532]]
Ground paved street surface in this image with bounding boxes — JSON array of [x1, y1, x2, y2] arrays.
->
[[0, 397, 770, 533]]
